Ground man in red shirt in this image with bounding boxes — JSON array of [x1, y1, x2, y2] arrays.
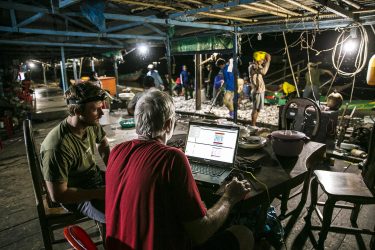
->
[[106, 90, 254, 250]]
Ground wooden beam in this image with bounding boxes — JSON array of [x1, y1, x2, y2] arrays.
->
[[242, 4, 288, 18], [198, 12, 257, 23], [314, 0, 354, 18], [262, 1, 301, 16], [281, 0, 318, 14]]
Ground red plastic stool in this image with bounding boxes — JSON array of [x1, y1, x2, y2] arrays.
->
[[64, 225, 97, 250]]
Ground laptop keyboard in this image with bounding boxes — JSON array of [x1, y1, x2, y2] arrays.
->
[[190, 163, 226, 177]]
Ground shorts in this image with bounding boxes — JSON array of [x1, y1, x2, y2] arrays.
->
[[193, 229, 240, 250], [252, 92, 264, 110]]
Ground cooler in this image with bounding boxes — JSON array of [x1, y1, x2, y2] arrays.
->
[[99, 77, 116, 96]]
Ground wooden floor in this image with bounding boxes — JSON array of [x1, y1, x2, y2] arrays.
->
[[0, 119, 374, 250]]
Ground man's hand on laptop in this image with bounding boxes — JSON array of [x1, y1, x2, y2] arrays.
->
[[223, 177, 251, 205]]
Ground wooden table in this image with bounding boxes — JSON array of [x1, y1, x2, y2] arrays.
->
[[102, 118, 326, 235], [168, 134, 326, 235]]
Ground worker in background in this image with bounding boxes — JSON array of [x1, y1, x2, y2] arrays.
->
[[147, 64, 164, 90], [213, 69, 224, 106], [40, 84, 110, 225], [216, 58, 236, 118], [180, 65, 193, 100], [280, 81, 297, 101], [303, 62, 333, 101], [87, 71, 102, 88], [127, 76, 158, 116], [106, 90, 254, 250], [205, 63, 215, 100], [249, 51, 271, 127], [173, 75, 183, 96]]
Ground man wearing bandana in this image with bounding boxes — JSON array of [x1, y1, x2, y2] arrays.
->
[[40, 83, 110, 223]]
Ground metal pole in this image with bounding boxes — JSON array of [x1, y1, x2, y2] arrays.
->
[[233, 26, 239, 123], [79, 57, 83, 78], [60, 46, 68, 92], [73, 59, 78, 84], [195, 53, 202, 110], [91, 58, 95, 72], [166, 35, 173, 96], [42, 63, 47, 86], [113, 59, 119, 97]]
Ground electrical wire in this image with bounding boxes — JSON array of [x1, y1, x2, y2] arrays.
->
[[237, 168, 270, 206], [306, 31, 317, 102], [332, 23, 368, 78], [283, 32, 300, 97]]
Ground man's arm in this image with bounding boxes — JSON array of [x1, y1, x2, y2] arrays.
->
[[183, 178, 251, 245], [259, 54, 271, 75], [46, 181, 104, 204], [97, 137, 110, 166]]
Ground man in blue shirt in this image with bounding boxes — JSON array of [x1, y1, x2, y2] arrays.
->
[[216, 58, 235, 118], [180, 65, 193, 100]]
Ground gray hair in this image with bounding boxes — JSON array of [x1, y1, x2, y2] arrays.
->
[[134, 90, 175, 139]]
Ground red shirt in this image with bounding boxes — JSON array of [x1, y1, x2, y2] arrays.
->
[[106, 139, 207, 250]]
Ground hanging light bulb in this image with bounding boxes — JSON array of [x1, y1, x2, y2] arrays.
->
[[343, 39, 358, 54], [257, 33, 262, 41], [137, 44, 148, 55]]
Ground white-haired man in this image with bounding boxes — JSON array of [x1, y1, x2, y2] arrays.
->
[[106, 90, 254, 250]]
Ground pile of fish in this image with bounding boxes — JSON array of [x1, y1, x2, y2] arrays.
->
[[173, 96, 279, 126]]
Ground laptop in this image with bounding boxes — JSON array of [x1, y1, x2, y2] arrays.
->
[[184, 121, 240, 186]]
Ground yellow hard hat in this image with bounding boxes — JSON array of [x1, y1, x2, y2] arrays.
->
[[253, 51, 267, 61]]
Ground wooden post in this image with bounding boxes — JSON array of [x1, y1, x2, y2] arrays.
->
[[233, 27, 239, 123], [166, 35, 173, 96], [195, 53, 202, 110], [79, 57, 83, 79], [42, 63, 47, 86], [113, 59, 119, 97]]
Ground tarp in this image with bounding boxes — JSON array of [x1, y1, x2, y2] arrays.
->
[[81, 0, 106, 32], [171, 35, 233, 53]]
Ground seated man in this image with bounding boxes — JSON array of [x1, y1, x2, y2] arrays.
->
[[127, 76, 157, 116], [106, 90, 254, 250], [40, 83, 110, 223]]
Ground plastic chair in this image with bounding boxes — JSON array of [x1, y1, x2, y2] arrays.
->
[[23, 119, 100, 249], [305, 122, 375, 249], [278, 97, 322, 217], [64, 225, 98, 250]]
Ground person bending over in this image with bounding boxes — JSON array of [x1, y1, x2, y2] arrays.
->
[[40, 83, 110, 224], [127, 75, 157, 116], [106, 90, 254, 250], [216, 58, 236, 118]]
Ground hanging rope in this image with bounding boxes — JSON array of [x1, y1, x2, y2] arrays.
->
[[332, 23, 368, 77], [282, 31, 300, 97], [306, 31, 317, 101]]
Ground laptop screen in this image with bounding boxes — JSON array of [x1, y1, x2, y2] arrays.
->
[[185, 122, 239, 164]]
